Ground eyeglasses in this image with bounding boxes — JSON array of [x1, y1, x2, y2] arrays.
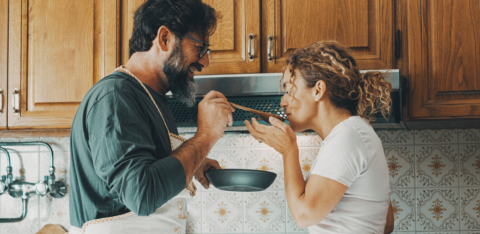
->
[[184, 34, 210, 59]]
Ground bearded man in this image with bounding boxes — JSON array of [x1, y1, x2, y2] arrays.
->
[[69, 0, 234, 233]]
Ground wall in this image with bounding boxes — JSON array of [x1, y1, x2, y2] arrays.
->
[[0, 129, 480, 234]]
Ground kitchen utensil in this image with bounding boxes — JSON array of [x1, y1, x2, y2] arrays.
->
[[204, 169, 277, 192], [228, 102, 285, 124]]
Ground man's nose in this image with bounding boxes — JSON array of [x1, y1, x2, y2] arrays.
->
[[198, 53, 210, 68]]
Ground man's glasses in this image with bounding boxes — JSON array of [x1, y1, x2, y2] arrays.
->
[[184, 34, 210, 59]]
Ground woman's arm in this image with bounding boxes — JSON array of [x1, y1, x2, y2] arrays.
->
[[245, 118, 348, 228], [284, 148, 348, 227], [384, 202, 394, 234]]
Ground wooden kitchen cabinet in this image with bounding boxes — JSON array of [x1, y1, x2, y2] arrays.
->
[[0, 0, 7, 129], [121, 0, 261, 75], [7, 0, 121, 129], [262, 0, 395, 73], [406, 0, 480, 119]]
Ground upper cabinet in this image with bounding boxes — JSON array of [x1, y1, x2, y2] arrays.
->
[[122, 0, 261, 75], [0, 0, 7, 129], [406, 0, 480, 119], [262, 0, 394, 73], [199, 0, 261, 75], [7, 0, 120, 129]]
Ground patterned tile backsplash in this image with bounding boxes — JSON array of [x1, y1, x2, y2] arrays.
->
[[1, 129, 480, 234]]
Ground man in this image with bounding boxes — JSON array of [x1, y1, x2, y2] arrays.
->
[[69, 0, 233, 231]]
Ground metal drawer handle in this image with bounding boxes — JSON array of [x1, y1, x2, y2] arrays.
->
[[12, 89, 19, 114], [267, 35, 274, 62], [248, 33, 254, 62], [0, 89, 3, 114]]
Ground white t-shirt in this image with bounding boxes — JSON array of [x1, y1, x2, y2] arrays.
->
[[306, 116, 390, 234]]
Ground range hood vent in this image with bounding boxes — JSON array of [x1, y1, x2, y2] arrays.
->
[[167, 70, 405, 133]]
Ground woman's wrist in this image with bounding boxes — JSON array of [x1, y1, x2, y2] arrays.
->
[[283, 146, 299, 159]]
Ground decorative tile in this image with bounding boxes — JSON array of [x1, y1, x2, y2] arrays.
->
[[391, 189, 416, 231], [459, 129, 480, 143], [296, 132, 322, 147], [244, 134, 270, 148], [415, 145, 459, 187], [416, 188, 460, 231], [187, 191, 202, 233], [213, 133, 244, 148], [298, 148, 319, 180], [418, 232, 460, 234], [202, 192, 243, 233], [206, 149, 243, 190], [461, 231, 480, 234], [40, 193, 71, 231], [459, 144, 480, 187], [376, 130, 414, 145], [415, 129, 458, 145], [460, 188, 480, 230], [244, 191, 286, 233], [245, 149, 284, 190], [384, 146, 415, 188], [286, 206, 307, 232]]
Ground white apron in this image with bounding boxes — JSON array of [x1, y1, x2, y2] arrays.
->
[[69, 66, 196, 234]]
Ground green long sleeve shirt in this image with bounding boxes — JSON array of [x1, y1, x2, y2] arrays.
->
[[69, 71, 186, 228]]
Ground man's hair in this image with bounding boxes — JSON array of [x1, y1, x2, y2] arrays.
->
[[129, 0, 217, 57]]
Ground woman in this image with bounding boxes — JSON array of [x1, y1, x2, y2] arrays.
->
[[245, 41, 394, 234]]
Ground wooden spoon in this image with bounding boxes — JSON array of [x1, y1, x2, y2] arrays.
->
[[202, 95, 285, 124], [228, 102, 285, 124]]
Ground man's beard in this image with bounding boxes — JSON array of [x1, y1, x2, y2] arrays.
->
[[162, 41, 200, 107]]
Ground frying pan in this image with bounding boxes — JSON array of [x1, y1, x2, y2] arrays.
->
[[204, 169, 277, 192]]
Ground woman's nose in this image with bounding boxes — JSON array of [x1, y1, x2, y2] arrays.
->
[[280, 95, 288, 108]]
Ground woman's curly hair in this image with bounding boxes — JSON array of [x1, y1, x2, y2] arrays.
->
[[283, 41, 392, 121]]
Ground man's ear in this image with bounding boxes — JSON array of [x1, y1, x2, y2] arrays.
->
[[156, 26, 174, 53], [314, 80, 327, 102]]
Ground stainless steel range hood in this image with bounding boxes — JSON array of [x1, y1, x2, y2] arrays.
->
[[167, 69, 405, 133]]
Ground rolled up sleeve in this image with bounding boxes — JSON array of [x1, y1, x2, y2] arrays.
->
[[86, 90, 186, 216]]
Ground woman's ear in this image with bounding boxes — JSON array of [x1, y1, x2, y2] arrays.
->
[[314, 80, 326, 102]]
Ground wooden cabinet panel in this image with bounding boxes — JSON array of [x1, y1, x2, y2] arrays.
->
[[121, 0, 261, 75], [407, 0, 480, 119], [262, 0, 394, 73], [8, 0, 120, 129], [0, 0, 7, 129], [199, 0, 260, 74]]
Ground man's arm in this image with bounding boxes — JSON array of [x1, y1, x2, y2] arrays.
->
[[384, 202, 394, 234], [86, 90, 232, 216], [170, 91, 234, 185]]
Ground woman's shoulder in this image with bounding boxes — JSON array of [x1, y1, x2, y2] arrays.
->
[[325, 116, 379, 149]]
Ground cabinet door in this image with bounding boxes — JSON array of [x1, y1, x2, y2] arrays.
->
[[121, 0, 261, 75], [7, 0, 120, 129], [0, 0, 7, 129], [262, 0, 394, 73], [407, 0, 480, 119]]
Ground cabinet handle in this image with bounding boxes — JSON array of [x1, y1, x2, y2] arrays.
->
[[267, 35, 274, 62], [0, 89, 3, 114], [12, 89, 19, 114], [248, 33, 254, 62]]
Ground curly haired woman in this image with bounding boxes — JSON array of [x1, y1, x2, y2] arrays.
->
[[246, 41, 394, 234]]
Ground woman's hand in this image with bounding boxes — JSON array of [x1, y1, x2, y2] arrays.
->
[[245, 117, 298, 156]]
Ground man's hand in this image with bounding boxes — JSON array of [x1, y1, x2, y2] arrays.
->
[[197, 91, 235, 142], [194, 158, 222, 189]]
